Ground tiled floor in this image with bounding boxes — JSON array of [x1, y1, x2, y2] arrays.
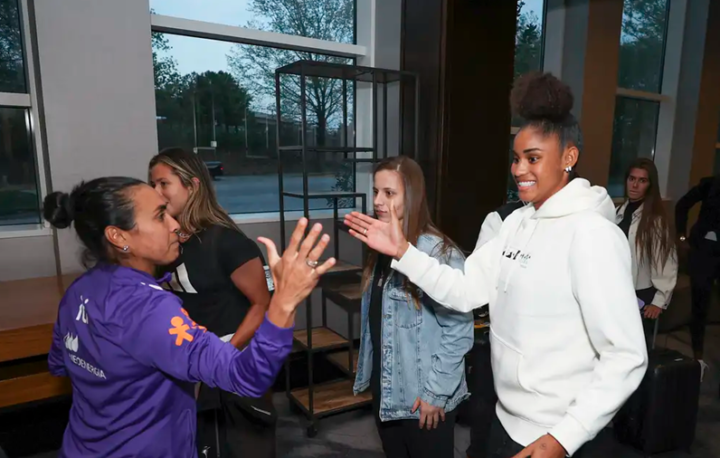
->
[[21, 327, 720, 458]]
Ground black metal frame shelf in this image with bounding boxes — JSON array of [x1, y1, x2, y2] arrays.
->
[[274, 59, 419, 438], [278, 146, 375, 153], [282, 191, 367, 200]]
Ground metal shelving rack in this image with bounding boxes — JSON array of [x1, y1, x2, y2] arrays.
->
[[274, 60, 418, 437]]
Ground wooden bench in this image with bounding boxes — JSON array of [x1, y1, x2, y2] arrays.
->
[[0, 274, 78, 409]]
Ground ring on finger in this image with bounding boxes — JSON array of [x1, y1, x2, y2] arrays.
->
[[306, 259, 319, 268], [363, 228, 368, 235]]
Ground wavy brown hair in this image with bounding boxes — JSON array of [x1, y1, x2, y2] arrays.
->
[[149, 148, 239, 235], [362, 156, 460, 308], [624, 158, 675, 267]]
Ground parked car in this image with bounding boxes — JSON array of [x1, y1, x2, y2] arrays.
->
[[204, 161, 224, 180]]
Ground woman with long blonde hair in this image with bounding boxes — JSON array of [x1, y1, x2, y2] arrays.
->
[[149, 148, 276, 458], [353, 156, 473, 458]]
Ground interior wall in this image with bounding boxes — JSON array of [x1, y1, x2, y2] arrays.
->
[[401, 0, 517, 251], [688, 0, 720, 189], [0, 236, 56, 281], [29, 0, 159, 275], [438, 1, 517, 251]]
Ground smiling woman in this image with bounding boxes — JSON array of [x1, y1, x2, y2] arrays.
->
[[509, 72, 581, 209]]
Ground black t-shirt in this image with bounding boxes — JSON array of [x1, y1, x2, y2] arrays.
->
[[161, 225, 268, 337], [619, 199, 643, 237], [370, 254, 392, 411]]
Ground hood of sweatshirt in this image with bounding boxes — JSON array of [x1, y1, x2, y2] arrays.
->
[[500, 179, 615, 292], [530, 178, 615, 221]]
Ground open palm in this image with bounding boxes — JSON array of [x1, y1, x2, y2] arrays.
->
[[343, 204, 406, 258]]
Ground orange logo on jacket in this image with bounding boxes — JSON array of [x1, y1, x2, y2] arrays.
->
[[168, 309, 207, 346], [180, 308, 207, 331], [169, 316, 193, 346]]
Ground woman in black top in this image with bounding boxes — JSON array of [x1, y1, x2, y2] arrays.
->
[[149, 148, 276, 458]]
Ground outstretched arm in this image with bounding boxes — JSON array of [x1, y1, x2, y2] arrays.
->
[[125, 218, 336, 397], [391, 240, 496, 313], [344, 206, 497, 313], [475, 211, 502, 251], [123, 295, 292, 398]]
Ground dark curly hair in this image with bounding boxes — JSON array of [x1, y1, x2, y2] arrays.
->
[[510, 71, 583, 176]]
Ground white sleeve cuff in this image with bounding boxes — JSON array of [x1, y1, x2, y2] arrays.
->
[[390, 243, 421, 276], [549, 414, 591, 457]]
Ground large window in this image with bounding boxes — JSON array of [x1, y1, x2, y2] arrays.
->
[[0, 0, 42, 227], [150, 0, 355, 44], [608, 0, 670, 197], [151, 1, 360, 215], [509, 0, 546, 201], [0, 0, 25, 93]]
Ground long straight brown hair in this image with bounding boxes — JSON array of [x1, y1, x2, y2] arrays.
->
[[624, 158, 675, 267], [149, 147, 240, 235], [362, 156, 460, 308]]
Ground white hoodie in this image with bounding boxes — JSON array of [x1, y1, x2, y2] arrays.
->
[[392, 179, 648, 456]]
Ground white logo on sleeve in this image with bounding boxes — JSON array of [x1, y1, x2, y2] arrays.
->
[[64, 333, 79, 352], [76, 296, 89, 324]]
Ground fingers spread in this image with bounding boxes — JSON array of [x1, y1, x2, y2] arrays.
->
[[346, 212, 377, 226], [345, 219, 367, 235], [314, 257, 337, 276], [287, 218, 309, 254], [308, 234, 330, 262], [348, 229, 369, 243], [299, 223, 323, 259]]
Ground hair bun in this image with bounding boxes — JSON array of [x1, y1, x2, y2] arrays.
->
[[43, 191, 75, 229], [510, 71, 574, 122]]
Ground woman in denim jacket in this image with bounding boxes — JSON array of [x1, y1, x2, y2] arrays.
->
[[353, 156, 474, 458]]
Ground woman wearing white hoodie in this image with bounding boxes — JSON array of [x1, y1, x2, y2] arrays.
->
[[345, 72, 648, 458]]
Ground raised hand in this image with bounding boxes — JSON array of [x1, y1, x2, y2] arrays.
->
[[258, 218, 336, 328], [343, 202, 408, 259]]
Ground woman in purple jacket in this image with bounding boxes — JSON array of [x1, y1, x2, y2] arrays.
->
[[44, 176, 334, 457]]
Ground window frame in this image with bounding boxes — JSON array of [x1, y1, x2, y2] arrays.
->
[[508, 0, 548, 201], [150, 6, 371, 223], [510, 0, 548, 134], [610, 0, 674, 198], [0, 0, 51, 237]]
